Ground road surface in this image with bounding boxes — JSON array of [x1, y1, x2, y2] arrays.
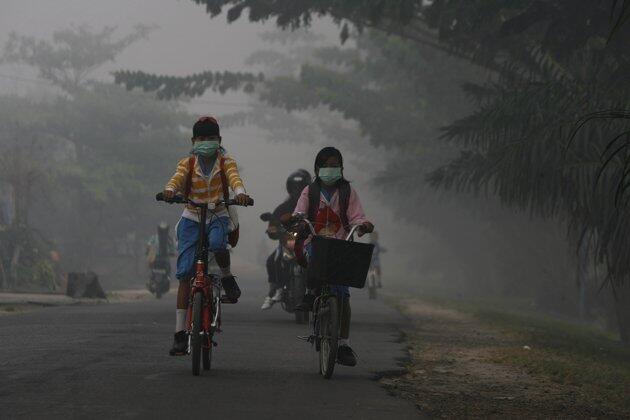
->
[[0, 276, 418, 419]]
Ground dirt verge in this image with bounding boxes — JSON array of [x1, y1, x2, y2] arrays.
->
[[384, 297, 630, 418], [0, 289, 152, 315]]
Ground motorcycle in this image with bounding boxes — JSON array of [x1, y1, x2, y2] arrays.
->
[[147, 260, 171, 299], [261, 212, 310, 324]]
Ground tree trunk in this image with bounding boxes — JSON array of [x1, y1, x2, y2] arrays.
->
[[0, 255, 7, 290], [614, 282, 630, 345], [577, 239, 589, 320], [9, 244, 21, 290]]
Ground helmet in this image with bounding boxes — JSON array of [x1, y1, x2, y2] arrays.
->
[[286, 169, 312, 196]]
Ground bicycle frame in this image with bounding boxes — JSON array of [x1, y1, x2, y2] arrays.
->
[[186, 203, 224, 352], [155, 192, 253, 374]]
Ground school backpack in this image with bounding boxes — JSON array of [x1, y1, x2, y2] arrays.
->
[[307, 180, 351, 231]]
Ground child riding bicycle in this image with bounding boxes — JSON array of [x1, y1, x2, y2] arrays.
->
[[163, 116, 251, 356], [293, 147, 374, 366]]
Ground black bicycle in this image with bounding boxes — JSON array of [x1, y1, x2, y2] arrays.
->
[[293, 216, 373, 379]]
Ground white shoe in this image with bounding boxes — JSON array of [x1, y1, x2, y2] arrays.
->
[[271, 288, 283, 302], [261, 296, 274, 310]]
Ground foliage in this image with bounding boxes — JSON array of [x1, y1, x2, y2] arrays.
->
[[0, 26, 190, 288], [111, 1, 630, 340], [114, 69, 263, 99], [2, 24, 154, 92]]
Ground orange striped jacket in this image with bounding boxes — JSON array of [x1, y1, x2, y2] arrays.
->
[[165, 153, 245, 215]]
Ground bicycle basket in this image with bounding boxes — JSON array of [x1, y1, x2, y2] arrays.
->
[[309, 236, 374, 289]]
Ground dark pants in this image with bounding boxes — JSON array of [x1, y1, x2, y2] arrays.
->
[[266, 247, 287, 297], [266, 252, 279, 297]]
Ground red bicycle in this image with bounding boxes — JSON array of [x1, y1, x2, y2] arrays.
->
[[156, 192, 253, 376]]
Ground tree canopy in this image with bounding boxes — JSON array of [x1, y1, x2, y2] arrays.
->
[[113, 0, 630, 341], [0, 26, 189, 289]]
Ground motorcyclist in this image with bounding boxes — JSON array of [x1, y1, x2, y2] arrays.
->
[[369, 230, 384, 287], [146, 221, 176, 276], [260, 169, 312, 310]]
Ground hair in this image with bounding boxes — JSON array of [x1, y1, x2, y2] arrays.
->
[[193, 116, 220, 138], [314, 147, 346, 183], [308, 146, 351, 228]]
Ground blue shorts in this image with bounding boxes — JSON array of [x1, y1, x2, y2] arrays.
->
[[305, 242, 350, 298], [176, 216, 230, 281]]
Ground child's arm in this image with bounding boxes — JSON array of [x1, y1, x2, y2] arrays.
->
[[164, 157, 189, 195], [223, 155, 246, 196], [293, 185, 310, 216], [347, 187, 374, 235]]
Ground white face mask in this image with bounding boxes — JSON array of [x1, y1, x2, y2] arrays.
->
[[318, 167, 342, 185]]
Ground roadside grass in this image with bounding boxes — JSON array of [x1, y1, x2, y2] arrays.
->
[[390, 293, 630, 415], [431, 298, 630, 413], [473, 308, 630, 412]]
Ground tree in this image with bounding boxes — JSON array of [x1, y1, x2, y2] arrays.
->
[[0, 26, 191, 289], [114, 0, 630, 341], [2, 24, 154, 93]]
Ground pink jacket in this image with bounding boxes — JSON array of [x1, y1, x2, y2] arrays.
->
[[294, 184, 370, 240]]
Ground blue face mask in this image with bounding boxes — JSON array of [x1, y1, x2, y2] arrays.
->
[[318, 167, 342, 185], [192, 140, 220, 157]]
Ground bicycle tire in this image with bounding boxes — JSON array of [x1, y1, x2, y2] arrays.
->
[[293, 269, 308, 323], [319, 296, 339, 379], [202, 337, 212, 371], [295, 309, 309, 324], [191, 292, 203, 376]]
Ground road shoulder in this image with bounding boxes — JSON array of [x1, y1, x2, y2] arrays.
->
[[0, 289, 151, 315], [383, 296, 630, 418]]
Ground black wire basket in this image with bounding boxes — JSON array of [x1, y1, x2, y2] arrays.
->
[[308, 235, 375, 289]]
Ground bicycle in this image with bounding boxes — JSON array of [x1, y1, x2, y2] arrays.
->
[[293, 216, 373, 379], [156, 192, 253, 376]]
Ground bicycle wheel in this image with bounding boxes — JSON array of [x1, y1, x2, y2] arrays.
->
[[191, 292, 203, 376], [293, 271, 309, 324], [295, 309, 309, 324], [202, 335, 212, 371], [319, 296, 339, 379]]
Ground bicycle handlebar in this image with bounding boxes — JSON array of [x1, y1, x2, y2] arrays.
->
[[155, 192, 254, 207], [290, 213, 364, 241]]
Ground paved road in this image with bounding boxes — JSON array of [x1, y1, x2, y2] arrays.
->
[[0, 276, 418, 419]]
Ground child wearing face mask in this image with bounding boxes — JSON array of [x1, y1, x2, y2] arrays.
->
[[293, 146, 374, 367], [162, 116, 251, 356]]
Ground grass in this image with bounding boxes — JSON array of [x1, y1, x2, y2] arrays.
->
[[419, 295, 630, 414]]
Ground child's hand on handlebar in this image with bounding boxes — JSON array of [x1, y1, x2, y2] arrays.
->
[[357, 222, 374, 237], [163, 189, 175, 201], [235, 193, 252, 206]]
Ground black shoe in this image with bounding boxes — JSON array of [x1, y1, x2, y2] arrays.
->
[[337, 345, 357, 366], [295, 293, 315, 312], [169, 330, 187, 356], [222, 275, 241, 303]]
